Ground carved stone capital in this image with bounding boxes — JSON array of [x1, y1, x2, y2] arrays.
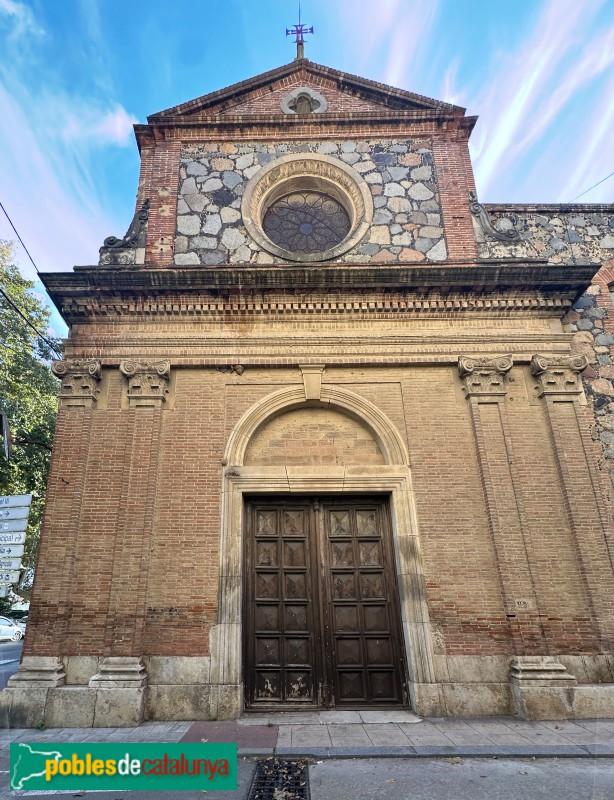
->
[[119, 360, 171, 408], [530, 354, 588, 397], [52, 359, 101, 408], [458, 355, 513, 397]]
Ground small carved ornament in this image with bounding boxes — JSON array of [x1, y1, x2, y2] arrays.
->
[[101, 199, 150, 250], [469, 192, 521, 242], [216, 365, 245, 375]]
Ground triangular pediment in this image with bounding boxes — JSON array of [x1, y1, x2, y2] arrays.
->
[[148, 59, 464, 121]]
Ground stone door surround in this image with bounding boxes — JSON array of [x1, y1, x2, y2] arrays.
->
[[209, 380, 435, 716]]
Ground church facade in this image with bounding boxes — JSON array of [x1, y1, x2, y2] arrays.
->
[[3, 59, 614, 727]]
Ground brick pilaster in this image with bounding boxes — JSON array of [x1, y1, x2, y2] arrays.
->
[[459, 355, 546, 653], [145, 138, 182, 265], [531, 354, 614, 650], [433, 132, 478, 261]]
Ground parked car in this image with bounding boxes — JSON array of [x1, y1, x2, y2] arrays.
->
[[0, 616, 23, 641], [16, 617, 27, 635]]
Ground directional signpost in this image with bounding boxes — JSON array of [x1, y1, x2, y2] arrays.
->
[[0, 495, 30, 598], [0, 545, 24, 558]]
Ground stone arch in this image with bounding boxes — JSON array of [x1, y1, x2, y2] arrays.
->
[[210, 383, 434, 719], [224, 385, 409, 467]]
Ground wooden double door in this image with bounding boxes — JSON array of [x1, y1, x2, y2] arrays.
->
[[244, 496, 406, 708]]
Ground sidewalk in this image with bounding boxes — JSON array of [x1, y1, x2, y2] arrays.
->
[[0, 711, 613, 759]]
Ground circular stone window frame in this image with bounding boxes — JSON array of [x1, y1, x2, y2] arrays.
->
[[241, 153, 374, 263]]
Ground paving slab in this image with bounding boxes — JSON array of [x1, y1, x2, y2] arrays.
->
[[363, 723, 412, 746], [359, 709, 421, 723], [318, 710, 362, 723]]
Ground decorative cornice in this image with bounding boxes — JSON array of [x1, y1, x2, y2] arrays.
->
[[458, 354, 513, 397], [57, 293, 575, 320], [43, 261, 596, 293], [119, 359, 171, 408], [469, 192, 522, 242], [51, 359, 101, 408], [530, 354, 589, 397]]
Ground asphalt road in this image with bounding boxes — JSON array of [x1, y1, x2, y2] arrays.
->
[[0, 640, 22, 690], [2, 757, 612, 800]]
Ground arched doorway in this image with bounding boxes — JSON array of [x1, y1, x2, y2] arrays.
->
[[210, 384, 436, 714]]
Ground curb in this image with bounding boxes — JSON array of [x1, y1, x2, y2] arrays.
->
[[237, 744, 614, 759]]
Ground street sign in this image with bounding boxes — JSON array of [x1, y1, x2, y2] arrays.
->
[[0, 532, 26, 545], [0, 545, 24, 558], [0, 495, 32, 507], [0, 571, 20, 583], [0, 559, 21, 571], [0, 507, 29, 520], [0, 520, 27, 532]]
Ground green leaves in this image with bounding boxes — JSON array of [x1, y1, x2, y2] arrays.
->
[[0, 241, 59, 590]]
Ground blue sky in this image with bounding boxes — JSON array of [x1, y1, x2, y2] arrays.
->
[[0, 0, 613, 338]]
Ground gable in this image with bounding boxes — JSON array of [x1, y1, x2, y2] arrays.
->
[[219, 72, 391, 116], [149, 60, 463, 121]]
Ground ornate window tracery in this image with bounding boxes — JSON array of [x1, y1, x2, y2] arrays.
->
[[262, 191, 351, 253], [241, 153, 373, 263]]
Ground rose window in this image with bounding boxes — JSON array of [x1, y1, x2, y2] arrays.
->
[[262, 191, 351, 254]]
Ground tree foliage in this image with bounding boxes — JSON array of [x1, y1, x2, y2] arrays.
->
[[0, 240, 60, 591]]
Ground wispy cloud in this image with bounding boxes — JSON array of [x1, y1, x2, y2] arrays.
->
[[0, 2, 138, 277], [61, 103, 138, 147], [328, 0, 440, 91], [0, 0, 43, 38], [559, 70, 614, 202], [470, 0, 609, 199]]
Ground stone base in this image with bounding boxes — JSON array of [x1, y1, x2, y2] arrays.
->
[[510, 656, 578, 720], [89, 656, 147, 688], [570, 685, 614, 717], [93, 687, 146, 727], [411, 681, 511, 717], [46, 687, 96, 727], [0, 651, 612, 726], [145, 684, 241, 721], [7, 656, 66, 687]]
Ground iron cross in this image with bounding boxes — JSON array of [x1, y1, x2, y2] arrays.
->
[[286, 5, 313, 59]]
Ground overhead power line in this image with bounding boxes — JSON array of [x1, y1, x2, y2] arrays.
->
[[0, 288, 61, 358], [570, 171, 614, 202], [0, 200, 41, 277], [0, 198, 62, 358]]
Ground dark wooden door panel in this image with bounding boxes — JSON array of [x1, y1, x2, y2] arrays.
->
[[245, 496, 405, 708], [322, 500, 403, 705], [246, 501, 319, 706]]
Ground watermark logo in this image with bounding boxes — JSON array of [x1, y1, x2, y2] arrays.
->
[[10, 742, 237, 791]]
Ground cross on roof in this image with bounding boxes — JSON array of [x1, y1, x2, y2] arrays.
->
[[286, 6, 313, 60]]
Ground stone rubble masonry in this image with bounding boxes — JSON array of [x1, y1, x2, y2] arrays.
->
[[477, 204, 614, 265], [175, 139, 448, 265]]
